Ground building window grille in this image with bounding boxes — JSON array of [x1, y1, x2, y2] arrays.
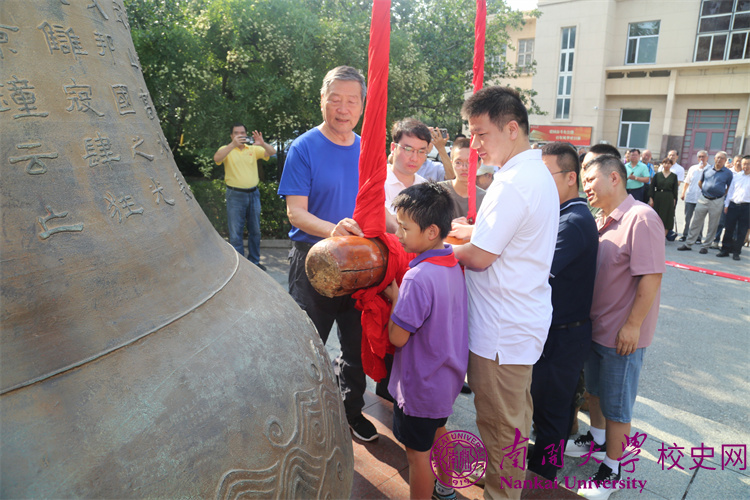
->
[[618, 109, 651, 149], [694, 0, 750, 61], [517, 39, 535, 71], [626, 20, 660, 64], [555, 27, 575, 120], [486, 44, 506, 70]]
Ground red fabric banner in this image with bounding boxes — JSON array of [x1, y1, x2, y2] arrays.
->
[[350, 0, 401, 382], [467, 0, 486, 223], [352, 0, 390, 236]]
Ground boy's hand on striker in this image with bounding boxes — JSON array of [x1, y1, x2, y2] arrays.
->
[[382, 279, 399, 304]]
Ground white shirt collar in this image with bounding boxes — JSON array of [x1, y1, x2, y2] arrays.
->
[[386, 166, 425, 187], [497, 148, 542, 175]]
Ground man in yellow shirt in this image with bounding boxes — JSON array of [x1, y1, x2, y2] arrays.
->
[[214, 123, 276, 269]]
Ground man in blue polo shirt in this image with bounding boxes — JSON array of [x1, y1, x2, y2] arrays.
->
[[278, 66, 379, 442], [529, 143, 598, 481], [678, 151, 733, 254]]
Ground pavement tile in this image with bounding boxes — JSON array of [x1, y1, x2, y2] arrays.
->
[[625, 488, 669, 500], [446, 400, 480, 437], [684, 465, 750, 500], [358, 469, 410, 499], [620, 434, 693, 500], [631, 395, 750, 456]]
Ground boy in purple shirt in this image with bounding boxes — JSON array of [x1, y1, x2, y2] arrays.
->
[[382, 183, 469, 500]]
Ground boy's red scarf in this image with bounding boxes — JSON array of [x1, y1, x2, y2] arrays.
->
[[414, 253, 459, 268]]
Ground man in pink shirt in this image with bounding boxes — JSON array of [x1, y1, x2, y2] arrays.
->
[[567, 155, 665, 500]]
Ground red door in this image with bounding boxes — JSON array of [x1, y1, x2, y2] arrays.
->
[[681, 110, 738, 166], [686, 129, 729, 165]]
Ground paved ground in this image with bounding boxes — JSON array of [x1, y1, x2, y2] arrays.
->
[[256, 202, 749, 499]]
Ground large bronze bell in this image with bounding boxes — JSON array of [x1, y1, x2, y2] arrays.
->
[[0, 2, 352, 497]]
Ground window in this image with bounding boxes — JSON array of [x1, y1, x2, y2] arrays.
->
[[555, 27, 575, 120], [694, 0, 750, 61], [626, 21, 660, 64], [517, 39, 534, 70], [486, 44, 506, 70], [618, 109, 651, 149]]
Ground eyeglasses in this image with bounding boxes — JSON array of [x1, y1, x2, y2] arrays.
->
[[453, 161, 470, 169], [396, 143, 428, 157], [549, 171, 570, 176]]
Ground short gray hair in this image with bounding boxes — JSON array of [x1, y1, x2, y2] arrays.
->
[[320, 66, 366, 100]]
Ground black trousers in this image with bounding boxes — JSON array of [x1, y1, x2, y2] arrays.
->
[[288, 242, 366, 420], [627, 186, 646, 203], [529, 321, 592, 480], [721, 202, 750, 256]]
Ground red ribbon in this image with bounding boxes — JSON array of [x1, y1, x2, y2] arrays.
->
[[665, 261, 750, 283], [466, 0, 486, 224], [352, 0, 390, 236], [350, 0, 398, 383]]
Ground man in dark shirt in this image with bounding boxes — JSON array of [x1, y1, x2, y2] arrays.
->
[[678, 151, 734, 254], [529, 143, 599, 480]]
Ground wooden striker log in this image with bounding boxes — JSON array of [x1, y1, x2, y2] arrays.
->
[[305, 236, 389, 297]]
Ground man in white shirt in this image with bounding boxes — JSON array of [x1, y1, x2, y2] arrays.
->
[[664, 150, 685, 185], [384, 118, 431, 233], [450, 86, 559, 499], [717, 155, 750, 260], [680, 150, 709, 242]]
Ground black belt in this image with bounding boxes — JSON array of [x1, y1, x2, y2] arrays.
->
[[702, 194, 721, 200], [292, 240, 314, 252], [730, 201, 750, 206], [549, 319, 590, 330], [226, 185, 257, 193]]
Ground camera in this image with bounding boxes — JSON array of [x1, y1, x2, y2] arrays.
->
[[440, 128, 448, 139], [244, 137, 254, 145]]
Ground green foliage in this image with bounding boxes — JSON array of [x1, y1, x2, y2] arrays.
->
[[188, 179, 291, 240], [258, 181, 291, 239], [189, 178, 228, 236], [124, 0, 540, 176], [386, 0, 532, 136]]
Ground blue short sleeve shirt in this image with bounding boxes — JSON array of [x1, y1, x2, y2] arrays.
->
[[278, 128, 360, 244]]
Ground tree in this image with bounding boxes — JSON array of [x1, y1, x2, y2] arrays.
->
[[124, 0, 538, 178], [386, 0, 533, 136]]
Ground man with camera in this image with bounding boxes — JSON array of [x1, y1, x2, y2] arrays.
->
[[416, 126, 455, 182], [214, 123, 276, 269]]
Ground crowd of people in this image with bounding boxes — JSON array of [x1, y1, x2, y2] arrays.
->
[[213, 65, 748, 500], [590, 146, 750, 261]]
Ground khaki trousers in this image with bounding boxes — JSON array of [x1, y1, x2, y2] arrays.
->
[[685, 195, 724, 250], [468, 352, 533, 500]]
